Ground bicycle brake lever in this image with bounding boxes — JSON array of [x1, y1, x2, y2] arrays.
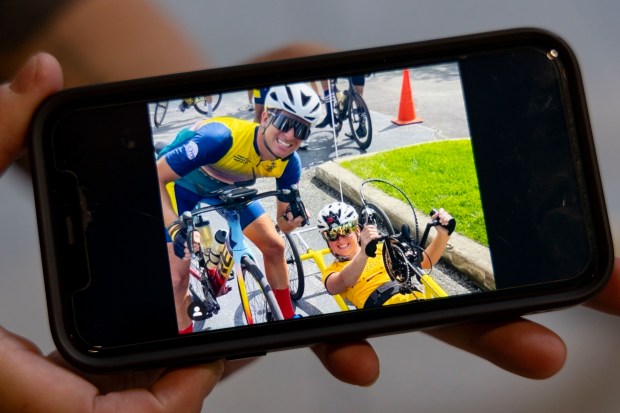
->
[[182, 211, 193, 226]]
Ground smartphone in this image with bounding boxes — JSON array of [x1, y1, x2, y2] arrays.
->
[[29, 28, 613, 371]]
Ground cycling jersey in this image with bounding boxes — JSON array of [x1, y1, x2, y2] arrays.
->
[[322, 243, 423, 309], [161, 116, 301, 199], [159, 116, 302, 228]]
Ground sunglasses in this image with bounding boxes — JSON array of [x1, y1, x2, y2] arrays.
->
[[322, 222, 358, 241], [269, 112, 311, 141]]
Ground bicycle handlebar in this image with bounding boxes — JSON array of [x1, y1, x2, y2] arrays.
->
[[285, 184, 309, 226], [364, 208, 456, 258], [419, 209, 456, 247], [189, 187, 289, 216], [364, 235, 386, 258]]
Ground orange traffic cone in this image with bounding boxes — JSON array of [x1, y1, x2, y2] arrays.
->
[[392, 69, 423, 125]]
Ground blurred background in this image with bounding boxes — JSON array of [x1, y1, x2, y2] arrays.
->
[[2, 0, 619, 411]]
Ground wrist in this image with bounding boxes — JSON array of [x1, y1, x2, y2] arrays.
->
[[167, 222, 181, 238]]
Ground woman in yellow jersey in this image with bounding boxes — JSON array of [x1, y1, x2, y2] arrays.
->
[[318, 202, 454, 309]]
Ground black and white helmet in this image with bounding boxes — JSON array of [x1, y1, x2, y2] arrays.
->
[[264, 84, 323, 125], [317, 202, 359, 232]]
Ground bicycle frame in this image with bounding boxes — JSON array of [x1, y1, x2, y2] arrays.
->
[[377, 223, 449, 299], [187, 190, 286, 323], [288, 227, 350, 312]]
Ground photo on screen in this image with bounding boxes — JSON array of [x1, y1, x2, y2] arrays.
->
[[147, 62, 494, 334]]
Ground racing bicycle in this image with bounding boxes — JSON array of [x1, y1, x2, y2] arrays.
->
[[153, 94, 223, 127], [181, 184, 306, 325], [358, 179, 453, 299], [321, 77, 373, 150]]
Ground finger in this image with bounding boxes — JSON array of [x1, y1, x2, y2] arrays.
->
[[48, 350, 167, 394], [220, 358, 259, 381], [0, 52, 63, 173], [142, 361, 224, 412], [426, 318, 567, 379], [312, 340, 380, 386], [2, 325, 223, 413], [0, 326, 101, 413], [89, 362, 224, 412], [244, 42, 336, 64], [585, 256, 620, 316]]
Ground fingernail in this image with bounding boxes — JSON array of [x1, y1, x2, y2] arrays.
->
[[10, 54, 39, 94]]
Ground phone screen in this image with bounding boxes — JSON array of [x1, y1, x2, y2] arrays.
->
[[33, 32, 608, 362], [142, 47, 590, 334]]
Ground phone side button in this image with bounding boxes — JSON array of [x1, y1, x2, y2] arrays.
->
[[225, 352, 267, 361]]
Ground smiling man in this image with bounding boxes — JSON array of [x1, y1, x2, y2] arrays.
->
[[156, 84, 322, 332]]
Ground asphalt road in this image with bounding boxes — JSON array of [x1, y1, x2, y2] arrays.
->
[[150, 64, 482, 332]]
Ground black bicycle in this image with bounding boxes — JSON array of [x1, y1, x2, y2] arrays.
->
[[357, 179, 455, 297], [153, 95, 223, 127], [322, 78, 373, 150]]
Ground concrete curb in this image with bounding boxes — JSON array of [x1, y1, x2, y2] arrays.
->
[[315, 160, 496, 291]]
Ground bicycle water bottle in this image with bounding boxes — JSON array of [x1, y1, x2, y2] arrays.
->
[[194, 213, 213, 253], [207, 229, 231, 295], [336, 91, 345, 111], [207, 229, 226, 269]]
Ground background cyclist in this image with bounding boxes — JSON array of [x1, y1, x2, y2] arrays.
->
[[317, 202, 454, 309], [315, 75, 366, 135], [157, 83, 322, 333]]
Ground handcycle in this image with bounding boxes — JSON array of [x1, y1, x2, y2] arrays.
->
[[283, 179, 452, 309], [179, 183, 306, 325], [153, 94, 223, 127], [320, 77, 373, 150], [358, 179, 454, 299]]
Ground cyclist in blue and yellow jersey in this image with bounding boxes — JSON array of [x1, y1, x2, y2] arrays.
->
[[317, 202, 454, 309], [157, 83, 322, 333]]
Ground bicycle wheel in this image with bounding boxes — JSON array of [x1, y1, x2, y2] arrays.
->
[[193, 94, 223, 115], [348, 93, 372, 150], [282, 232, 305, 301], [153, 101, 168, 127], [359, 202, 395, 236], [238, 256, 283, 324], [382, 238, 410, 284], [187, 265, 220, 321]]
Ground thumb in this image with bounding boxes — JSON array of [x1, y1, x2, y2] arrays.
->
[[0, 52, 64, 173]]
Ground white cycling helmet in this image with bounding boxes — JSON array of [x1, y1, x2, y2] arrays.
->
[[317, 202, 359, 232], [264, 84, 323, 125]]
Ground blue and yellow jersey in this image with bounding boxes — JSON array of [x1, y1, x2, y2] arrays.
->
[[160, 117, 301, 199]]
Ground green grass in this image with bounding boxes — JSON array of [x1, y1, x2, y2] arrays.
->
[[340, 139, 488, 245]]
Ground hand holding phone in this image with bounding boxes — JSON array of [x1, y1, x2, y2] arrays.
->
[[27, 29, 614, 372]]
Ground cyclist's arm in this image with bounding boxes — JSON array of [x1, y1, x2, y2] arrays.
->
[[157, 123, 234, 227], [275, 153, 305, 232], [420, 209, 453, 268], [156, 157, 182, 228], [325, 257, 367, 295], [421, 229, 450, 269], [325, 226, 379, 294], [163, 122, 232, 177]]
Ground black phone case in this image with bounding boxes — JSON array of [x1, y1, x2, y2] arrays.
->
[[29, 28, 613, 371]]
